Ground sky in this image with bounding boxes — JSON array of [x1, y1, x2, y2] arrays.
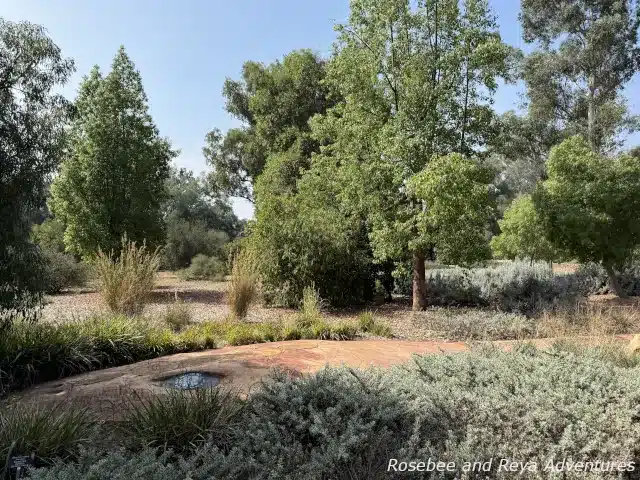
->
[[2, 0, 639, 219]]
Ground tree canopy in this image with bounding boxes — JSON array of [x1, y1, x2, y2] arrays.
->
[[306, 0, 515, 309], [204, 49, 336, 202], [50, 47, 176, 257], [534, 136, 640, 296], [0, 18, 74, 325]]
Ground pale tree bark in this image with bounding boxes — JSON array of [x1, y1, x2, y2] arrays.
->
[[412, 250, 428, 311], [604, 263, 628, 298], [587, 75, 597, 152]]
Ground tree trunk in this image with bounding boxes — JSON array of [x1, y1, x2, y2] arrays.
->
[[604, 264, 628, 298], [412, 251, 428, 311], [587, 75, 597, 152]]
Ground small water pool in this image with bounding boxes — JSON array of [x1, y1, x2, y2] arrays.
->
[[163, 372, 221, 390]]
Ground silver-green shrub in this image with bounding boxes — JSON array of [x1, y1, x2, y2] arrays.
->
[[422, 262, 582, 314], [27, 348, 640, 479]]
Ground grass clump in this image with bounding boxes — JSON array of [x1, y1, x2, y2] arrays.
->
[[163, 295, 192, 332], [357, 311, 393, 337], [94, 238, 160, 316], [119, 388, 244, 453], [227, 253, 258, 320], [0, 316, 193, 397], [0, 403, 94, 472]]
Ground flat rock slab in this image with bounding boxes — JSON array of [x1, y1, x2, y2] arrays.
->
[[14, 337, 633, 419]]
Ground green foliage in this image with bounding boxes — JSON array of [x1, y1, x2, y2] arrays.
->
[[357, 311, 393, 337], [163, 219, 229, 271], [249, 153, 375, 307], [488, 112, 566, 206], [163, 168, 241, 237], [296, 285, 324, 328], [491, 195, 558, 262], [310, 0, 515, 309], [50, 47, 176, 258], [204, 50, 335, 202], [32, 219, 67, 254], [0, 403, 94, 472], [94, 239, 160, 316], [0, 19, 74, 326], [41, 249, 88, 294], [119, 389, 244, 454], [520, 0, 640, 152], [534, 136, 640, 294], [178, 254, 226, 281], [409, 153, 495, 266]]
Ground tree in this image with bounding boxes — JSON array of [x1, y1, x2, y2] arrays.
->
[[50, 47, 176, 257], [520, 0, 640, 153], [0, 19, 74, 325], [310, 0, 515, 309], [534, 136, 640, 296], [163, 167, 242, 237], [203, 50, 336, 202], [161, 168, 240, 270], [491, 195, 558, 263], [489, 112, 566, 207]]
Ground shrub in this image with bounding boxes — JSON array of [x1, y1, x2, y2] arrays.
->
[[32, 219, 66, 254], [227, 254, 258, 320], [574, 261, 640, 296], [235, 367, 413, 479], [119, 388, 244, 454], [163, 297, 192, 331], [26, 348, 640, 479], [0, 403, 94, 471], [398, 261, 582, 314], [162, 217, 229, 271], [357, 311, 393, 337], [249, 159, 375, 308], [42, 249, 88, 293], [94, 239, 160, 316], [178, 254, 225, 281]]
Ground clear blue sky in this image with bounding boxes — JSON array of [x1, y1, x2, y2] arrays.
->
[[3, 0, 639, 219]]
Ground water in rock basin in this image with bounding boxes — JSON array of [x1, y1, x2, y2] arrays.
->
[[164, 372, 220, 390]]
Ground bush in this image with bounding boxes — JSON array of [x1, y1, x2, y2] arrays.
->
[[178, 254, 225, 281], [42, 249, 88, 293], [94, 239, 160, 316], [397, 261, 582, 315], [227, 254, 258, 320], [0, 403, 94, 471], [26, 347, 640, 479], [575, 261, 640, 296], [32, 219, 66, 254], [119, 388, 244, 453], [162, 218, 229, 271]]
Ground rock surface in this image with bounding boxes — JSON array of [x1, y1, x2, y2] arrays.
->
[[16, 336, 633, 419]]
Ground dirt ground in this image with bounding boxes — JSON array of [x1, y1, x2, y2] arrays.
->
[[41, 270, 640, 341]]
